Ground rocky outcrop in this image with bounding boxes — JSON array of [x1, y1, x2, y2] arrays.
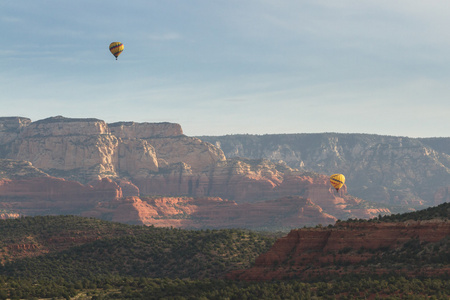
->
[[2, 116, 449, 211], [8, 116, 448, 228], [132, 158, 378, 220], [0, 159, 49, 179], [117, 139, 158, 177], [134, 158, 285, 201], [199, 134, 450, 207], [1, 116, 224, 182], [109, 121, 183, 138], [20, 116, 110, 137], [0, 155, 392, 226], [3, 116, 447, 210], [230, 219, 450, 280], [0, 212, 20, 219], [83, 196, 232, 227], [110, 121, 225, 173], [146, 136, 226, 173], [13, 134, 120, 179], [83, 195, 337, 229], [0, 117, 31, 146], [0, 168, 386, 230], [4, 117, 120, 181]]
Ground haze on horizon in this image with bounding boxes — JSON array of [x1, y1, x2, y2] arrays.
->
[[1, 1, 449, 138]]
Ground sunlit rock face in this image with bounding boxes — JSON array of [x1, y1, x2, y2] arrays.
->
[[0, 117, 31, 145], [109, 121, 183, 139], [109, 121, 226, 173], [0, 116, 223, 182], [2, 115, 448, 228], [5, 117, 118, 181]]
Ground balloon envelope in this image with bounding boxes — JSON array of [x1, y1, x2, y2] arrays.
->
[[330, 174, 345, 191], [109, 42, 124, 60]]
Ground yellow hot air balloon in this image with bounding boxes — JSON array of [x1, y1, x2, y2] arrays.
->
[[109, 42, 124, 60], [330, 174, 345, 192]]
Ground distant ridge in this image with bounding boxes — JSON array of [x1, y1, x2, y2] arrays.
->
[[32, 115, 104, 124], [377, 201, 450, 222], [199, 133, 450, 206]]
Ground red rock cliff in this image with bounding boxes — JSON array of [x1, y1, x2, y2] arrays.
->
[[231, 219, 450, 280], [82, 195, 337, 229]]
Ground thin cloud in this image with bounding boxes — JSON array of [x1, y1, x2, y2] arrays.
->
[[146, 32, 182, 41], [0, 16, 22, 23], [1, 0, 450, 138]]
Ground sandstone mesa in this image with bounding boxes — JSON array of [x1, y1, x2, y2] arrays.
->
[[0, 116, 448, 229]]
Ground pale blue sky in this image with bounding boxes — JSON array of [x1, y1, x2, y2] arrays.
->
[[1, 0, 449, 137]]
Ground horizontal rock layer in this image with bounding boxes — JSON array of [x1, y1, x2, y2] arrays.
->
[[0, 116, 224, 182], [0, 174, 386, 229], [230, 219, 450, 280]]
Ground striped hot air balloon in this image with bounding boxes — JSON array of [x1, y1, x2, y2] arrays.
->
[[109, 42, 124, 60], [330, 174, 345, 192]]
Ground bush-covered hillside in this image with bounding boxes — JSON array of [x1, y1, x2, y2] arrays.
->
[[0, 203, 449, 299], [376, 202, 450, 222], [0, 215, 276, 279]]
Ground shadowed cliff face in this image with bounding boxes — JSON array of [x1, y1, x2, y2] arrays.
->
[[0, 177, 123, 216], [0, 171, 388, 229], [229, 219, 450, 281], [0, 167, 389, 229]]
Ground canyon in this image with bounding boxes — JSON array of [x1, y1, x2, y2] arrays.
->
[[0, 116, 448, 229]]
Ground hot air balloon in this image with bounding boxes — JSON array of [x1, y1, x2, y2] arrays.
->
[[330, 174, 345, 192], [109, 42, 124, 60]]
